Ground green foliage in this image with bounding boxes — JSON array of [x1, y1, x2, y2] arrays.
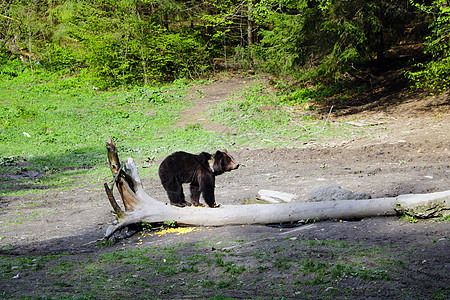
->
[[0, 0, 442, 85], [42, 43, 80, 72], [163, 220, 177, 228], [280, 82, 345, 105], [0, 0, 211, 88], [401, 214, 419, 223], [65, 2, 210, 88], [406, 0, 450, 92], [254, 0, 416, 80], [252, 11, 308, 76], [0, 55, 26, 78]]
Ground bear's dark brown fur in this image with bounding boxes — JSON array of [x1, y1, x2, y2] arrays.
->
[[158, 150, 239, 207]]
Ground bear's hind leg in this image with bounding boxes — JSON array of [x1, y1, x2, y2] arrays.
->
[[163, 179, 191, 207], [167, 191, 191, 207]]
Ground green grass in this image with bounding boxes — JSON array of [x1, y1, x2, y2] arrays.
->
[[401, 214, 419, 223], [1, 73, 187, 159], [210, 83, 353, 147], [0, 72, 229, 195]]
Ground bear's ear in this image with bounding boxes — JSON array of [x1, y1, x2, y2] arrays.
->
[[222, 149, 228, 154], [214, 150, 223, 158], [199, 152, 212, 160]]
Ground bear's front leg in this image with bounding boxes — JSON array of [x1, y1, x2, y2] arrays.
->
[[190, 183, 204, 207], [201, 184, 220, 208]]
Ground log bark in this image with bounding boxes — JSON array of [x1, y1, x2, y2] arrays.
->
[[104, 137, 450, 238]]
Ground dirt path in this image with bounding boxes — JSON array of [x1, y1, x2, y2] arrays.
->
[[0, 73, 449, 299], [177, 76, 258, 133]]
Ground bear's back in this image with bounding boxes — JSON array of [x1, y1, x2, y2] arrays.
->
[[160, 151, 212, 175]]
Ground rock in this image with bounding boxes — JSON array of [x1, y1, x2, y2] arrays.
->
[[309, 184, 371, 202], [353, 192, 373, 200], [256, 189, 297, 203]]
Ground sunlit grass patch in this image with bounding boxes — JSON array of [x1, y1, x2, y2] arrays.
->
[[210, 83, 354, 147], [0, 74, 217, 194]]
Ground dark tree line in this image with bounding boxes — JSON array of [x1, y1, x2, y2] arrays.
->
[[0, 0, 448, 91]]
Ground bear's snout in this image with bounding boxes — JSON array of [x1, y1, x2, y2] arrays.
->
[[227, 160, 239, 170], [224, 162, 239, 172]]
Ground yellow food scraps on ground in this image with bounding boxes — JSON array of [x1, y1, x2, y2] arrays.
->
[[155, 227, 202, 237], [134, 227, 203, 246]]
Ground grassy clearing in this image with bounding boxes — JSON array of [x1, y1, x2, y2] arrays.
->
[[0, 73, 221, 195], [0, 71, 356, 196], [0, 74, 192, 161]]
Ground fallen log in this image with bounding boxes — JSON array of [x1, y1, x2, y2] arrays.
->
[[104, 137, 450, 238]]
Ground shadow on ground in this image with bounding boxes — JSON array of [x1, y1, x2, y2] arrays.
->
[[0, 146, 105, 195]]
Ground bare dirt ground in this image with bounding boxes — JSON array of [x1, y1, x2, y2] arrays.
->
[[0, 66, 449, 299]]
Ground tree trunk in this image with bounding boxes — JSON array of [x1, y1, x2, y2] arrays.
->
[[104, 137, 450, 238], [247, 0, 253, 48]]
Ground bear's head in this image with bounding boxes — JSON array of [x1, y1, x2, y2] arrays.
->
[[211, 150, 239, 175]]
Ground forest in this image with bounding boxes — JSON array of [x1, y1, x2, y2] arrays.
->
[[0, 0, 449, 92]]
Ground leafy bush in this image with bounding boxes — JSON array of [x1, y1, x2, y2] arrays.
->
[[42, 44, 81, 72], [406, 0, 450, 93], [281, 83, 345, 105], [0, 55, 26, 79]]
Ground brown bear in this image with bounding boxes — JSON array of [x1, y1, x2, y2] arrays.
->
[[158, 150, 239, 208]]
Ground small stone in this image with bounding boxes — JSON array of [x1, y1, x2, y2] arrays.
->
[[309, 184, 371, 201]]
